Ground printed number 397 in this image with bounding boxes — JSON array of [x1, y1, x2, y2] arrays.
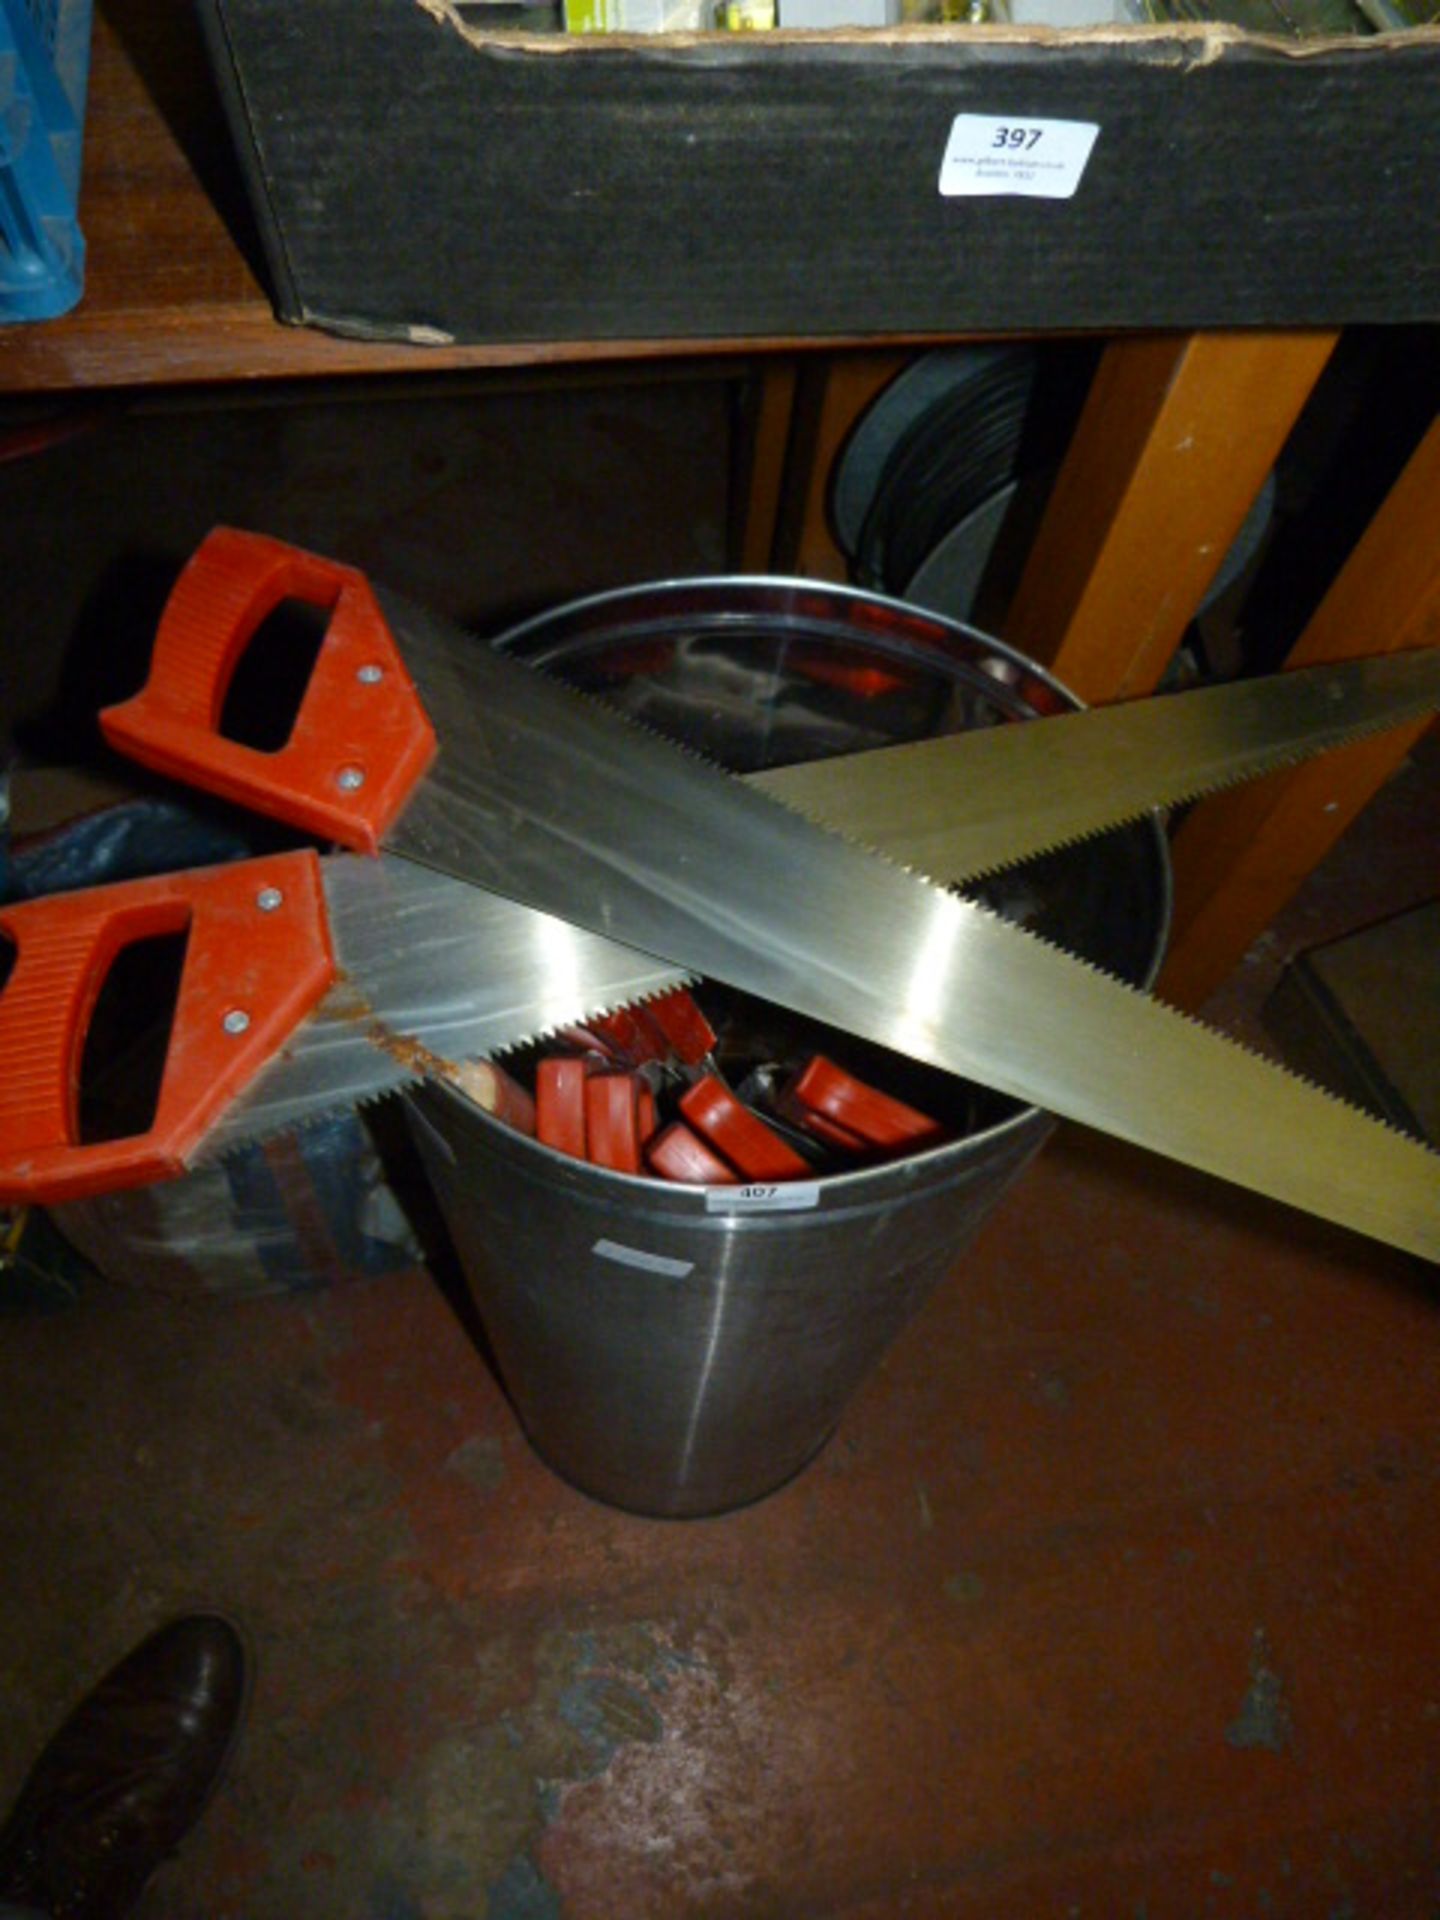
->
[[993, 126, 1043, 150]]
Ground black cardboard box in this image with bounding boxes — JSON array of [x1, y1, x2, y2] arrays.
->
[[197, 5, 1440, 347]]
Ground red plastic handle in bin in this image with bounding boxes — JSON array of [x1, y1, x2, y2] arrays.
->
[[643, 989, 717, 1066], [647, 1123, 737, 1185], [678, 1075, 812, 1182], [585, 1073, 647, 1176], [0, 852, 335, 1204], [537, 1059, 664, 1172], [788, 1056, 943, 1150], [574, 990, 716, 1070], [576, 1004, 654, 1067], [99, 528, 437, 855], [536, 1057, 590, 1160]]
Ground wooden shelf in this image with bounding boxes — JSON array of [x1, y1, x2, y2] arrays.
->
[[0, 0, 889, 393]]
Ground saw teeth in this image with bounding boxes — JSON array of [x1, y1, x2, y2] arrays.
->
[[947, 701, 1439, 887], [927, 888, 1440, 1259], [520, 645, 993, 912], [491, 975, 702, 1061], [532, 660, 743, 780], [752, 699, 1440, 893], [193, 972, 704, 1162], [524, 634, 1113, 902], [189, 1076, 425, 1168]]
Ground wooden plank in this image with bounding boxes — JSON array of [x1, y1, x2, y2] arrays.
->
[[1160, 410, 1440, 1010], [791, 351, 913, 581], [1003, 331, 1338, 702], [0, 5, 949, 393]]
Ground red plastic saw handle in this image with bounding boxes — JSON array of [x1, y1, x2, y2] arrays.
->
[[0, 851, 335, 1203], [788, 1056, 944, 1151], [536, 1057, 590, 1160], [678, 1075, 812, 1182], [644, 989, 717, 1066], [647, 1122, 737, 1186], [585, 1073, 646, 1176], [100, 528, 436, 854]]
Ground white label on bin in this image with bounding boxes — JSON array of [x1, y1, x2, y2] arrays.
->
[[938, 115, 1100, 200], [592, 1238, 695, 1279], [706, 1183, 822, 1214]]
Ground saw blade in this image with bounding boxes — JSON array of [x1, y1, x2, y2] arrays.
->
[[200, 641, 1440, 1157], [193, 641, 1432, 1161], [371, 589, 1439, 1261], [196, 854, 691, 1159], [747, 647, 1440, 885]]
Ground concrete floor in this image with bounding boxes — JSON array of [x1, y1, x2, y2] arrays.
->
[[1, 733, 1437, 1917], [2, 364, 1438, 1915]]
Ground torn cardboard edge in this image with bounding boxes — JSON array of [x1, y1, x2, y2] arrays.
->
[[414, 2, 1439, 61]]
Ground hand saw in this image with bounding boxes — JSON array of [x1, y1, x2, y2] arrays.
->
[[2, 529, 1436, 1257], [0, 850, 689, 1202], [751, 643, 1440, 887]]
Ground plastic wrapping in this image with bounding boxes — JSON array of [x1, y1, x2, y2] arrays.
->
[[51, 1114, 419, 1299], [6, 795, 254, 899]]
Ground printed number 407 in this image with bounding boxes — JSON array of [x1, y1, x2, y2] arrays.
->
[[993, 126, 1043, 150]]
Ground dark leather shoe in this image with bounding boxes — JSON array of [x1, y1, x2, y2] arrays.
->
[[0, 1615, 248, 1920]]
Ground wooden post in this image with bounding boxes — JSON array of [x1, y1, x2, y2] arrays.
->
[[787, 350, 914, 581], [1159, 410, 1440, 1010], [1003, 332, 1339, 702]]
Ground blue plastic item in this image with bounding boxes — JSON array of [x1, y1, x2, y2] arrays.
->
[[0, 0, 92, 321]]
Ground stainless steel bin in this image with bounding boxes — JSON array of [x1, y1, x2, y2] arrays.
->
[[405, 581, 1171, 1517]]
